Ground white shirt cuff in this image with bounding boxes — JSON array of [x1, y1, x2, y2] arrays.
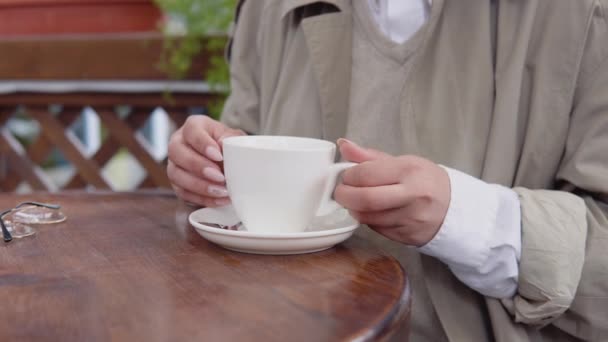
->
[[418, 166, 522, 298]]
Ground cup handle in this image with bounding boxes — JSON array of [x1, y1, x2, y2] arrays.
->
[[316, 162, 357, 216]]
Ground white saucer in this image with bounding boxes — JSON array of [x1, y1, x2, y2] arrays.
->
[[188, 206, 359, 255]]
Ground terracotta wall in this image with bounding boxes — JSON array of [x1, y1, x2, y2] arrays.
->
[[0, 0, 162, 36]]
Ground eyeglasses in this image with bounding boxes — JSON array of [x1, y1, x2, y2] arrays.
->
[[1, 201, 67, 242]]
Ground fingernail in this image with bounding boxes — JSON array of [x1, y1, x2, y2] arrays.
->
[[337, 138, 355, 147], [202, 167, 225, 183], [205, 146, 223, 162], [208, 185, 229, 197], [215, 198, 232, 206]]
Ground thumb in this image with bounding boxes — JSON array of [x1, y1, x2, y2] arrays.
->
[[337, 138, 390, 163]]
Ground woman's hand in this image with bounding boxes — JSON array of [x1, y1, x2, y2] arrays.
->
[[334, 139, 451, 247], [167, 115, 245, 207]]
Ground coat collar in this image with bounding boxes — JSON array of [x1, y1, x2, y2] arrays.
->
[[280, 0, 349, 18]]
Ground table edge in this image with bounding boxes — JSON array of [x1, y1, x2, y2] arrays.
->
[[352, 263, 411, 342]]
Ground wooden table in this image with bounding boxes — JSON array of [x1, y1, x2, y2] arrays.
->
[[0, 192, 410, 341]]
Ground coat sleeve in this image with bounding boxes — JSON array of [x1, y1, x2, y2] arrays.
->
[[504, 2, 608, 338], [219, 0, 262, 134]]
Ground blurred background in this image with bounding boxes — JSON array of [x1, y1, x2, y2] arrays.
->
[[0, 0, 236, 193]]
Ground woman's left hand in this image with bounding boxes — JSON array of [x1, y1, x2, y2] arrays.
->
[[334, 139, 451, 247]]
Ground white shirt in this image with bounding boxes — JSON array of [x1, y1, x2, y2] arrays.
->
[[368, 0, 522, 298]]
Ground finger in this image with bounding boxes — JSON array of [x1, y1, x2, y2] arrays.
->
[[337, 138, 390, 163], [182, 116, 231, 162], [349, 208, 405, 227], [168, 133, 225, 183], [341, 160, 404, 187], [367, 225, 421, 246], [218, 128, 247, 148], [172, 185, 230, 208], [167, 161, 229, 198], [334, 183, 413, 212]]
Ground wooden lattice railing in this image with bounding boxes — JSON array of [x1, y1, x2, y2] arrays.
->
[[0, 93, 219, 192], [0, 33, 221, 192]]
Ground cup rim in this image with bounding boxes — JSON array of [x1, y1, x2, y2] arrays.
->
[[222, 135, 335, 152]]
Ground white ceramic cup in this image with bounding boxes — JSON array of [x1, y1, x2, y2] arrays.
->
[[222, 136, 355, 234]]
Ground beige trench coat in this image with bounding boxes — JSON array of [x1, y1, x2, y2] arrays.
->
[[220, 0, 608, 340]]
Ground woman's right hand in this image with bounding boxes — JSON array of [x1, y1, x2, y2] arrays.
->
[[167, 115, 246, 207]]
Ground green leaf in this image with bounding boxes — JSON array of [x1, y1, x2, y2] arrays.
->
[[154, 0, 237, 118]]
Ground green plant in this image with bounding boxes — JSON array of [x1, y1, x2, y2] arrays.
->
[[154, 0, 237, 119]]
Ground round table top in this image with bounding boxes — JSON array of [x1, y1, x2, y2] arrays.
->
[[0, 192, 410, 342]]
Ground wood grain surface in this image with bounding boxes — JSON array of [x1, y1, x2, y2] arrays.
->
[[0, 192, 410, 341]]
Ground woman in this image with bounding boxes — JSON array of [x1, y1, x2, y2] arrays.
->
[[167, 1, 608, 340]]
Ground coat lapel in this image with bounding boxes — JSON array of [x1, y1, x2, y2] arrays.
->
[[412, 1, 498, 340], [296, 1, 352, 143]]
